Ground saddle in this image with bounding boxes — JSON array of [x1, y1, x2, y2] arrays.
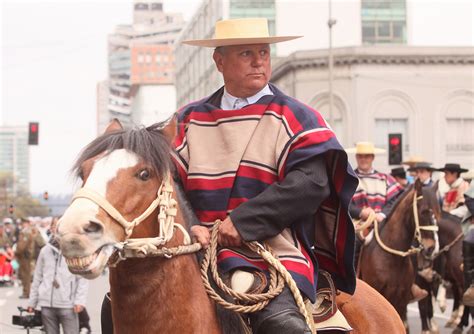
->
[[227, 269, 352, 333]]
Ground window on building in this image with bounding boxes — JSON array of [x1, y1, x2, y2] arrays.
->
[[375, 119, 408, 151], [445, 104, 474, 153], [137, 53, 144, 63], [145, 53, 152, 63], [361, 0, 407, 44], [134, 3, 148, 10]]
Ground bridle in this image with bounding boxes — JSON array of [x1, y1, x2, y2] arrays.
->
[[71, 173, 201, 265], [371, 191, 439, 257]]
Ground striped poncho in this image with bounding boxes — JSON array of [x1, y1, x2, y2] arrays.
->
[[172, 84, 359, 299], [351, 169, 404, 213]]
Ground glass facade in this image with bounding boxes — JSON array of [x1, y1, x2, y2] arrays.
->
[[230, 0, 276, 55], [361, 0, 407, 44], [0, 127, 30, 194]]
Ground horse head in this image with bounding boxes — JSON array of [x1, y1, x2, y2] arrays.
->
[[414, 179, 440, 260], [57, 119, 176, 279]]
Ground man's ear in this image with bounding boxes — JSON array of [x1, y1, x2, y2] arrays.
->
[[162, 114, 177, 144], [213, 50, 224, 73]]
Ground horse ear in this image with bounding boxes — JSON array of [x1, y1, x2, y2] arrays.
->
[[104, 119, 123, 134], [162, 113, 177, 144], [414, 178, 423, 196]]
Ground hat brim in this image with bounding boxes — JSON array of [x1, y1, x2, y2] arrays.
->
[[182, 36, 302, 47], [345, 148, 386, 154], [436, 168, 469, 173], [314, 308, 353, 332]]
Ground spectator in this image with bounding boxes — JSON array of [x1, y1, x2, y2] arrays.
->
[[15, 218, 46, 298], [27, 218, 88, 334], [0, 221, 14, 284]]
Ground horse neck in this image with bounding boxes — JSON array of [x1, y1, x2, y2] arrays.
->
[[379, 192, 416, 252], [109, 197, 220, 333]]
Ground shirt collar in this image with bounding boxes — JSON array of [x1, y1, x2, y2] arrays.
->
[[221, 84, 273, 110]]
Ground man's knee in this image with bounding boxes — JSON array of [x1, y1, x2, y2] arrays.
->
[[256, 309, 311, 334]]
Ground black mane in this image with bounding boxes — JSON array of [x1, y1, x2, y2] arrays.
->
[[72, 122, 173, 180]]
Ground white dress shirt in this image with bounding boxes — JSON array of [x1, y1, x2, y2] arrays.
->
[[220, 85, 274, 110]]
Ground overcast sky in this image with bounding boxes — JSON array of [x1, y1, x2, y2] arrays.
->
[[1, 0, 200, 195], [1, 0, 473, 195]]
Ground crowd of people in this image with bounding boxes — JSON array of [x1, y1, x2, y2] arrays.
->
[[0, 216, 92, 334]]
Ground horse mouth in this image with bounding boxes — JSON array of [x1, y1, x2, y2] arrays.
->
[[65, 244, 114, 278]]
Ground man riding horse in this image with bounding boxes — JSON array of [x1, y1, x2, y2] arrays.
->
[[346, 142, 427, 302], [174, 18, 359, 333]]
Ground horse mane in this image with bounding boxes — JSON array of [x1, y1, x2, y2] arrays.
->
[[383, 184, 414, 223], [72, 121, 173, 181]]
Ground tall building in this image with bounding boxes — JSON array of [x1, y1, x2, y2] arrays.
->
[[99, 0, 184, 132], [0, 126, 30, 195]]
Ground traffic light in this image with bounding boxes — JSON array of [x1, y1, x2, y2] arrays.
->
[[388, 133, 402, 165], [28, 122, 39, 145], [43, 191, 49, 201]]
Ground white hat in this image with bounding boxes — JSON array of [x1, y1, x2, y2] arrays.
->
[[346, 142, 385, 155], [182, 18, 301, 48]]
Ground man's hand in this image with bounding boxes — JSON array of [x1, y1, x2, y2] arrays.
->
[[218, 217, 242, 247], [359, 207, 375, 221], [27, 307, 34, 313], [73, 305, 84, 313], [191, 225, 211, 249], [375, 213, 385, 223]]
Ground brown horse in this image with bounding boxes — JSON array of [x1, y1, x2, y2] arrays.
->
[[358, 181, 439, 332], [416, 183, 464, 334], [57, 121, 405, 333]]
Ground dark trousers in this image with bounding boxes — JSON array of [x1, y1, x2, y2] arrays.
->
[[101, 293, 114, 334]]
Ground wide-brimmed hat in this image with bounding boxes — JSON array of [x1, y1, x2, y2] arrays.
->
[[346, 142, 385, 155], [391, 167, 406, 178], [402, 156, 424, 167], [407, 162, 435, 172], [182, 18, 302, 48], [436, 163, 468, 173]]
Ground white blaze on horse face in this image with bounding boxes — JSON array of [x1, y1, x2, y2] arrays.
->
[[68, 149, 140, 219]]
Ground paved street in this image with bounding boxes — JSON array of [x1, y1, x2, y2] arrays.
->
[[0, 273, 470, 333], [0, 274, 109, 334]]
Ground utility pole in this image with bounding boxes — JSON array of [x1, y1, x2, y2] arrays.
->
[[328, 0, 337, 126]]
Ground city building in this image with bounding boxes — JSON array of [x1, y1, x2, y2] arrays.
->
[[174, 0, 473, 172], [0, 126, 30, 195], [271, 46, 474, 172], [99, 0, 184, 132]]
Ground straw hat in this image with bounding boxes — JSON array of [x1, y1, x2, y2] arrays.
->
[[346, 142, 385, 155], [182, 18, 301, 48], [402, 156, 424, 167]]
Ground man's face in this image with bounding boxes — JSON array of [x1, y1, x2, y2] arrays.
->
[[213, 44, 271, 98], [444, 171, 458, 185], [355, 154, 375, 172], [416, 168, 432, 183]]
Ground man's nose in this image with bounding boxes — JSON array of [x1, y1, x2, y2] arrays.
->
[[251, 54, 264, 66]]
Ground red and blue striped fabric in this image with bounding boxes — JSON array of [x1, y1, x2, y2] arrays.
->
[[351, 169, 404, 212], [172, 84, 359, 298]]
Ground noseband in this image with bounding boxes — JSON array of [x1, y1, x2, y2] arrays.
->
[[71, 173, 201, 264]]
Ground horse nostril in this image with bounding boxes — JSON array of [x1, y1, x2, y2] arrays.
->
[[84, 221, 103, 234]]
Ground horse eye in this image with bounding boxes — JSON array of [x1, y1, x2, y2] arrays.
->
[[138, 169, 151, 181]]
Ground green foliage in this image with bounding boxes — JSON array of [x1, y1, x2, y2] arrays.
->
[[0, 172, 49, 219]]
